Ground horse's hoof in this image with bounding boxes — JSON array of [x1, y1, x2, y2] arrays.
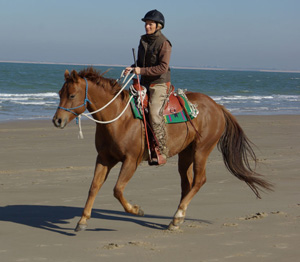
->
[[167, 222, 180, 231], [137, 208, 144, 216], [75, 223, 87, 232], [133, 205, 144, 216]]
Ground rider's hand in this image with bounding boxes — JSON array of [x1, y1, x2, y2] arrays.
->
[[134, 67, 141, 75], [124, 67, 141, 75]]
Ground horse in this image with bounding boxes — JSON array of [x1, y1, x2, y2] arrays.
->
[[52, 67, 273, 231]]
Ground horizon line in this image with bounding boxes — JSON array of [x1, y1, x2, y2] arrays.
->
[[0, 60, 299, 73]]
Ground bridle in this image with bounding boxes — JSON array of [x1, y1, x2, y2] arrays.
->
[[57, 78, 91, 117]]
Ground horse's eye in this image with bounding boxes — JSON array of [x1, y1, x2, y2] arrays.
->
[[69, 94, 76, 99]]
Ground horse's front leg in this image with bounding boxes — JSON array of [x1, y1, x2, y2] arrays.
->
[[113, 158, 144, 216], [75, 158, 113, 232]]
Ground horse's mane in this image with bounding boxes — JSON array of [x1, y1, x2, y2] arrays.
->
[[77, 67, 122, 95]]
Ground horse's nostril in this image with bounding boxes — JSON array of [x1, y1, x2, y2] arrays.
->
[[53, 117, 62, 127]]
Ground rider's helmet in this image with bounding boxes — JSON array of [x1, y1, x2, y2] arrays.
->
[[141, 9, 165, 29]]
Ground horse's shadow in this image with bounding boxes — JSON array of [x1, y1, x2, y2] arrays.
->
[[0, 205, 211, 236]]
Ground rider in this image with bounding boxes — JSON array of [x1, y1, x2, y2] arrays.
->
[[124, 9, 172, 164]]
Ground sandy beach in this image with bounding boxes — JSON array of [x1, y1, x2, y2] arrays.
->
[[0, 115, 299, 262]]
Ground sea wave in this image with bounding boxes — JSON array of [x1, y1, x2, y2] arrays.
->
[[12, 101, 57, 105], [0, 92, 59, 104], [211, 94, 299, 102], [0, 92, 58, 98], [212, 94, 300, 115]]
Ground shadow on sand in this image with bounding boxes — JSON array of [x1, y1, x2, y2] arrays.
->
[[0, 205, 211, 236]]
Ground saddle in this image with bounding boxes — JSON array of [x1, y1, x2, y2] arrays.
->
[[131, 79, 186, 119]]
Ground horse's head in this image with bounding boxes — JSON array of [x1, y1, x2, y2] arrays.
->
[[53, 70, 88, 129]]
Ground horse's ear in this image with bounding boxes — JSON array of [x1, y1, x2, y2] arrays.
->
[[64, 70, 70, 81], [70, 70, 79, 82]]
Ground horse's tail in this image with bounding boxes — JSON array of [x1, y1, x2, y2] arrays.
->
[[217, 106, 273, 198]]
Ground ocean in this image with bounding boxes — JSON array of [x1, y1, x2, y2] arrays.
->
[[0, 62, 299, 122]]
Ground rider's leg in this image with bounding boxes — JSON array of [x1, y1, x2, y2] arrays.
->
[[148, 83, 169, 161]]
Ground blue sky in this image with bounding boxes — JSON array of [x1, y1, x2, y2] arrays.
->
[[1, 0, 299, 70]]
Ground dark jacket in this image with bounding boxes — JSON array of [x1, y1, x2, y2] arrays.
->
[[136, 30, 172, 86]]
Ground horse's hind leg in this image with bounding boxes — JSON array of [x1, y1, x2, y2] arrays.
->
[[75, 157, 113, 232], [113, 158, 144, 216], [169, 149, 209, 230]]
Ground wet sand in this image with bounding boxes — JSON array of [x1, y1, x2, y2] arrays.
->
[[0, 115, 299, 261]]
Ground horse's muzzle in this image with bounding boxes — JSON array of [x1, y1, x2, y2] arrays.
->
[[52, 116, 68, 129]]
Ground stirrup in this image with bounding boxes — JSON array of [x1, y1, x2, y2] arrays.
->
[[148, 147, 167, 166]]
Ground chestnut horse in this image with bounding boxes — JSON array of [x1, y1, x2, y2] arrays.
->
[[53, 67, 272, 231]]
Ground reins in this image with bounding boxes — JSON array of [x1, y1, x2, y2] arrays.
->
[[58, 71, 135, 139]]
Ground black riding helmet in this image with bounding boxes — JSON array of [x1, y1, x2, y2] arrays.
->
[[141, 9, 165, 29]]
